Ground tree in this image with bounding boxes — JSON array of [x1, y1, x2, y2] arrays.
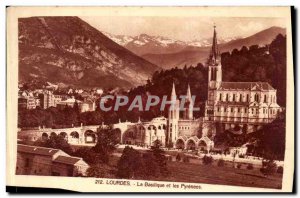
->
[[34, 133, 73, 154], [150, 140, 169, 176], [252, 117, 286, 160], [202, 155, 213, 165], [73, 147, 102, 165], [176, 153, 181, 162], [260, 159, 277, 177], [93, 126, 119, 164], [277, 166, 283, 174], [116, 146, 147, 179], [73, 101, 80, 114], [86, 164, 114, 178]]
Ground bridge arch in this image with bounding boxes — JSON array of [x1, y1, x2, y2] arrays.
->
[[84, 130, 97, 143], [50, 132, 57, 138], [59, 132, 68, 142], [70, 131, 80, 144], [42, 133, 48, 141]]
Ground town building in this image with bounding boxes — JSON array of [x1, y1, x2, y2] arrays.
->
[[18, 96, 40, 109], [80, 99, 96, 112], [39, 90, 56, 109], [16, 144, 89, 176]]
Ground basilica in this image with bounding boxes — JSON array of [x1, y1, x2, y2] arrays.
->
[[115, 26, 283, 151], [204, 26, 283, 134]]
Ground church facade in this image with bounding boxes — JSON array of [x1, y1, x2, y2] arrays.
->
[[204, 26, 284, 135]]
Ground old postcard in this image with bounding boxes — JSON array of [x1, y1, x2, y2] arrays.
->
[[6, 6, 294, 192]]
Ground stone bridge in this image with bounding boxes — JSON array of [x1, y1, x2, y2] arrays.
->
[[18, 117, 168, 147], [18, 125, 103, 145]]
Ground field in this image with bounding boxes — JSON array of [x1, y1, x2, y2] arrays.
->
[[165, 161, 282, 189], [108, 154, 283, 190], [72, 145, 283, 189]]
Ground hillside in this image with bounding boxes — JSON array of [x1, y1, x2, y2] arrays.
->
[[142, 49, 209, 70], [18, 17, 160, 89], [219, 26, 286, 53], [142, 26, 286, 69]]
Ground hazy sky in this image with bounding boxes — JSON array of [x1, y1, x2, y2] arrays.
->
[[80, 16, 286, 42]]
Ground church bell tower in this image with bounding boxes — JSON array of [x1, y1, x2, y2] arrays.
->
[[207, 25, 222, 90], [205, 25, 222, 121]]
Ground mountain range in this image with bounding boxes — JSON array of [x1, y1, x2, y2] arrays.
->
[[105, 26, 286, 69], [19, 16, 286, 89], [103, 31, 242, 55], [18, 17, 159, 89]]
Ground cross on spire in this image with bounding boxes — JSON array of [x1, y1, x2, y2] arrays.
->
[[207, 24, 220, 65]]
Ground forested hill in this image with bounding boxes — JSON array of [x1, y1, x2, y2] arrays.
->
[[129, 34, 287, 112], [221, 34, 286, 106]]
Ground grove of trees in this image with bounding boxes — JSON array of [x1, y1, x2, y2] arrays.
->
[[116, 140, 169, 180]]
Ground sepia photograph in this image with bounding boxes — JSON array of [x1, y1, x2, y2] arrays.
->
[[6, 6, 294, 193]]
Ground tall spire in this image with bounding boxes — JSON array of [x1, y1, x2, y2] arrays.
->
[[212, 25, 218, 59], [208, 25, 220, 65], [186, 84, 192, 101], [171, 82, 177, 101]]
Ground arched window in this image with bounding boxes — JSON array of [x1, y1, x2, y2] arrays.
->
[[254, 94, 259, 102], [226, 94, 229, 101], [264, 95, 267, 103], [240, 94, 242, 102], [233, 94, 236, 102], [246, 94, 249, 102], [219, 93, 222, 101]]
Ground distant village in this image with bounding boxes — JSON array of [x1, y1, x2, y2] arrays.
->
[[18, 81, 105, 112]]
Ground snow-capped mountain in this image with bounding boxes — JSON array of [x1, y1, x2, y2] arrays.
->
[[102, 26, 285, 70], [102, 32, 134, 46], [103, 32, 241, 55]]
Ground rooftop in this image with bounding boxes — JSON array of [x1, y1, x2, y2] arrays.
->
[[17, 144, 60, 156], [53, 155, 82, 165], [218, 82, 275, 91]]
